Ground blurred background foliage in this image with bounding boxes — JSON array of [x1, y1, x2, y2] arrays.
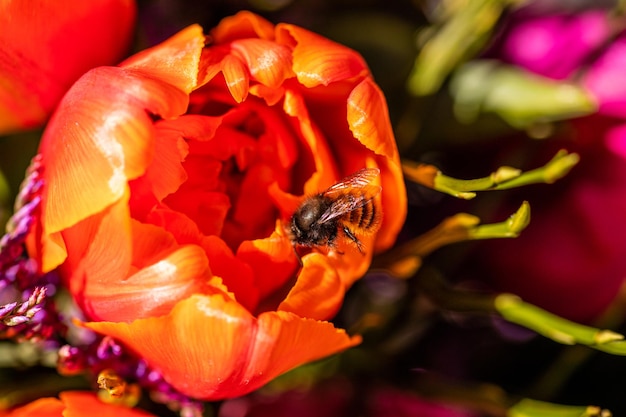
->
[[3, 0, 626, 416]]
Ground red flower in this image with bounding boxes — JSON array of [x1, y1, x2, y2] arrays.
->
[[27, 12, 406, 400], [0, 0, 136, 134], [0, 392, 155, 417]]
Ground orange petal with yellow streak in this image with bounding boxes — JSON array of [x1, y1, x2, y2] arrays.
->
[[84, 294, 360, 401], [231, 39, 294, 89], [121, 25, 205, 94], [220, 54, 250, 103], [276, 24, 369, 88], [347, 78, 399, 160], [278, 253, 346, 321], [39, 66, 190, 240], [59, 196, 211, 322], [61, 392, 157, 417], [210, 11, 276, 43], [85, 241, 213, 323]]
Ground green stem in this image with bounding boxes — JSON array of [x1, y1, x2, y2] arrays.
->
[[495, 294, 626, 353], [490, 150, 580, 189], [508, 399, 610, 417], [431, 150, 578, 199], [468, 201, 530, 239], [416, 269, 626, 355], [0, 169, 10, 230], [371, 203, 529, 279]]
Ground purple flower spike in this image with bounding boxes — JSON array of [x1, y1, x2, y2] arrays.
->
[[0, 156, 65, 343]]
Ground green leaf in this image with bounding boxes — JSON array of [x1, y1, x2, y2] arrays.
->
[[407, 0, 519, 95], [450, 61, 597, 128]]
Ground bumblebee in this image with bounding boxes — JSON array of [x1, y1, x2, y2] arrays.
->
[[289, 167, 382, 255]]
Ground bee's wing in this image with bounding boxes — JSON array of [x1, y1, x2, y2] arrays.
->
[[313, 167, 381, 225], [324, 167, 380, 195], [315, 184, 381, 225]]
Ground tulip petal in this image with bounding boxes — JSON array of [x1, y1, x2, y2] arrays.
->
[[249, 83, 286, 106], [84, 294, 360, 400], [86, 240, 212, 322], [231, 39, 294, 89], [278, 253, 345, 320], [237, 232, 298, 303], [121, 25, 205, 94], [60, 196, 133, 303], [0, 0, 136, 133], [129, 121, 190, 220], [282, 89, 338, 194], [203, 235, 260, 312], [199, 46, 251, 103], [60, 195, 211, 322], [210, 11, 276, 43], [144, 207, 260, 311], [221, 54, 250, 103], [2, 398, 64, 417], [347, 78, 399, 160], [39, 65, 191, 239], [276, 24, 369, 87], [61, 392, 156, 417], [374, 158, 407, 252]]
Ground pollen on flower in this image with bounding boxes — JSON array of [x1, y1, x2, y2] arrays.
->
[[97, 369, 128, 398], [59, 336, 205, 414]]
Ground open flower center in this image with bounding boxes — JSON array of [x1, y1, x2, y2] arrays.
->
[[161, 95, 301, 252]]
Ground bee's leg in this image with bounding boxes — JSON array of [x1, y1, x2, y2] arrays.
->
[[292, 244, 304, 267], [343, 226, 364, 253]]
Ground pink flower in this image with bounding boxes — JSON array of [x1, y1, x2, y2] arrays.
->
[[497, 10, 611, 80], [582, 35, 626, 118]]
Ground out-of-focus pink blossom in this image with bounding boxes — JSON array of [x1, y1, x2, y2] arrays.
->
[[582, 36, 626, 118], [498, 10, 611, 80]]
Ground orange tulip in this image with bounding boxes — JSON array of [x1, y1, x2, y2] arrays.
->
[[1, 392, 155, 417], [27, 11, 406, 400], [0, 0, 136, 134]]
